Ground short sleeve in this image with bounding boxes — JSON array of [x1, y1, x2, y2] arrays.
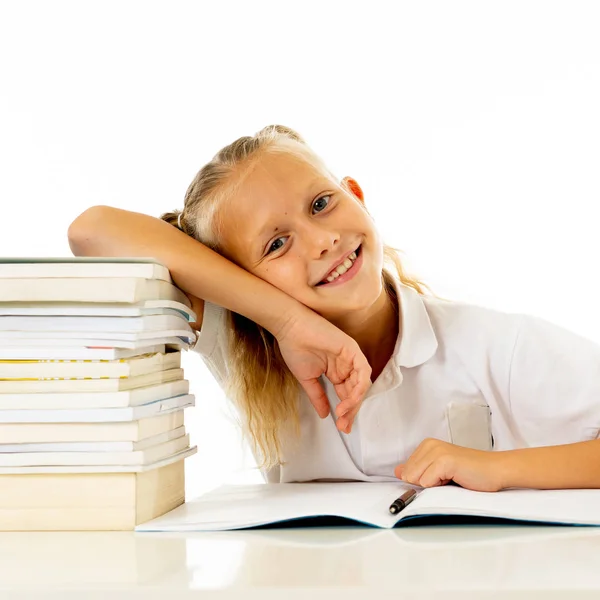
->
[[189, 300, 230, 386], [191, 300, 226, 358], [508, 315, 600, 446]]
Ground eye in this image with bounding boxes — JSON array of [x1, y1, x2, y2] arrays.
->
[[265, 195, 333, 255]]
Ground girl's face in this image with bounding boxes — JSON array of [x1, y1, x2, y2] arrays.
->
[[218, 149, 385, 321]]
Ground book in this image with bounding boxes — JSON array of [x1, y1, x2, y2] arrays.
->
[[134, 482, 600, 532], [0, 409, 185, 443], [0, 393, 194, 423], [0, 328, 194, 342], [0, 300, 196, 322], [0, 456, 188, 530], [0, 277, 191, 305], [0, 314, 191, 333], [0, 425, 186, 453], [0, 379, 190, 410], [0, 433, 191, 467], [0, 344, 168, 360], [0, 350, 181, 380], [0, 256, 172, 282], [0, 367, 184, 393], [0, 336, 191, 350], [0, 446, 197, 474]]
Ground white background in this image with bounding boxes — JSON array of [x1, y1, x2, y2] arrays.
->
[[1, 0, 599, 499]]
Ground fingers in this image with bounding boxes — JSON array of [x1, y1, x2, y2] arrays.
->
[[396, 463, 451, 487], [336, 402, 361, 434], [333, 374, 366, 433], [419, 464, 452, 488], [334, 371, 358, 416], [395, 439, 454, 488], [301, 379, 330, 419], [334, 365, 371, 416]]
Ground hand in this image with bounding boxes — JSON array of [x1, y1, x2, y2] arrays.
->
[[395, 438, 505, 492], [274, 305, 372, 433]]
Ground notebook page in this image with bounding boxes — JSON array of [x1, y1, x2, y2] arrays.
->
[[136, 482, 416, 531], [400, 486, 600, 525]]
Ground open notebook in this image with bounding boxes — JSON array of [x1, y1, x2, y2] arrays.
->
[[135, 482, 600, 531]]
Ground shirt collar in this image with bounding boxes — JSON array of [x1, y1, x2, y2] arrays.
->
[[391, 276, 439, 369]]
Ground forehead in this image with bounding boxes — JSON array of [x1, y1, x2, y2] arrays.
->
[[222, 149, 331, 256]]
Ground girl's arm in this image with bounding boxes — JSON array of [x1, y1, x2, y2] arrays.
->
[[496, 439, 600, 489], [67, 205, 300, 337], [395, 437, 600, 490], [67, 205, 372, 430]]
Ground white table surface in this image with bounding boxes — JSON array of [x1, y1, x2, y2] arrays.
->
[[1, 524, 600, 599]]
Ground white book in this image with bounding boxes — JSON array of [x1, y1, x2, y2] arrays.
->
[[0, 277, 190, 305], [0, 314, 191, 333], [135, 482, 600, 532], [0, 434, 190, 467], [0, 425, 186, 452], [0, 393, 194, 423], [0, 300, 196, 322], [0, 344, 167, 360], [0, 410, 185, 443], [0, 257, 172, 282], [0, 380, 189, 409], [0, 337, 190, 350], [0, 367, 184, 393], [0, 328, 194, 342], [0, 446, 197, 474], [0, 350, 181, 380]]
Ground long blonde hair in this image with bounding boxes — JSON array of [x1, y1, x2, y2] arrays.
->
[[161, 125, 434, 469]]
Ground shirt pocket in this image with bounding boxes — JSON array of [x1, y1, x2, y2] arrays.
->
[[446, 402, 493, 451]]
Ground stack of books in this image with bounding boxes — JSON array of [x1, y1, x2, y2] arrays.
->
[[0, 257, 198, 530]]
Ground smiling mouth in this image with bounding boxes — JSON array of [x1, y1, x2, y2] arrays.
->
[[315, 244, 362, 286]]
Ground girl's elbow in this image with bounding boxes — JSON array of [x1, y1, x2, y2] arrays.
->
[[67, 205, 111, 256]]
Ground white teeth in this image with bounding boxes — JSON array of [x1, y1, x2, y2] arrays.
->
[[323, 252, 358, 283]]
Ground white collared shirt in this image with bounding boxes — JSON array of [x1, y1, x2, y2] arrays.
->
[[193, 275, 600, 483]]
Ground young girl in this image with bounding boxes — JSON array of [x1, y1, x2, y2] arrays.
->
[[68, 124, 600, 492]]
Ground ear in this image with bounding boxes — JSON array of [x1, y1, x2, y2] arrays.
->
[[341, 176, 365, 204]]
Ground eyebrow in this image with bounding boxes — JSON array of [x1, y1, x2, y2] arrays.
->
[[253, 178, 326, 254]]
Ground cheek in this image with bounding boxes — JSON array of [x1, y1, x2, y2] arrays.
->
[[262, 260, 306, 293], [265, 262, 298, 286]]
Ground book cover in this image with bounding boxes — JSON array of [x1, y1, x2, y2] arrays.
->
[[0, 344, 168, 360], [0, 367, 184, 393], [0, 393, 194, 423], [0, 454, 193, 530], [0, 337, 191, 350], [0, 328, 194, 342], [0, 350, 182, 380], [0, 314, 191, 333], [0, 379, 190, 409], [0, 446, 197, 475], [0, 409, 185, 443], [0, 257, 172, 282], [0, 434, 191, 466], [0, 300, 195, 322], [0, 425, 186, 452], [0, 277, 191, 305]]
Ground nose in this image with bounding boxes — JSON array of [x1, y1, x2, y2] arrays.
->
[[303, 222, 340, 260]]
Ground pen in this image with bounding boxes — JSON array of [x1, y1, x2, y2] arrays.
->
[[389, 489, 417, 514]]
